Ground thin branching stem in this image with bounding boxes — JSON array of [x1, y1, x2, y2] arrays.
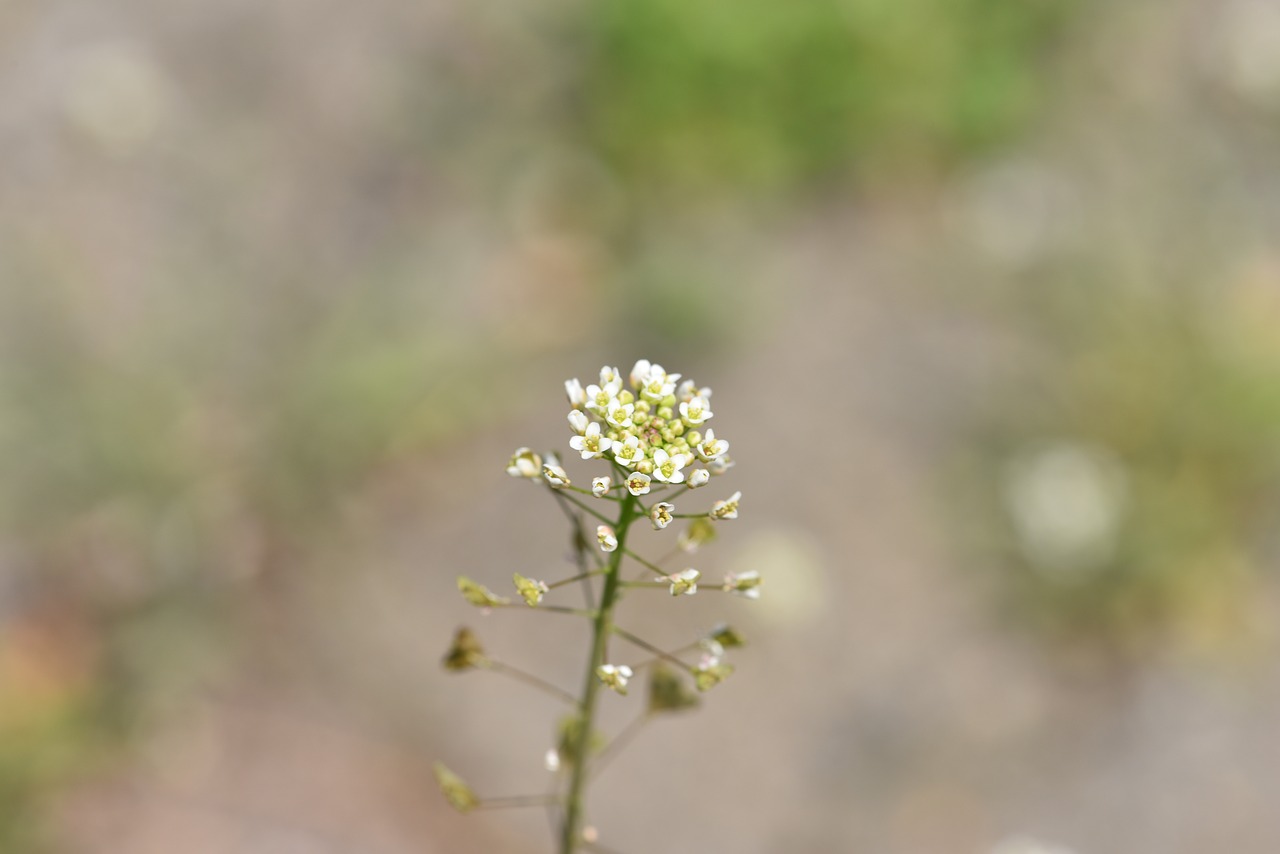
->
[[552, 491, 599, 609], [589, 713, 650, 782], [611, 626, 694, 672], [474, 794, 559, 810], [558, 492, 616, 527], [492, 603, 597, 618], [483, 660, 580, 707], [547, 569, 607, 590], [560, 493, 639, 854], [619, 546, 669, 578]]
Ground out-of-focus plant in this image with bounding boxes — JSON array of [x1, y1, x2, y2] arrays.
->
[[573, 0, 1079, 203], [957, 285, 1280, 662], [437, 361, 757, 853]]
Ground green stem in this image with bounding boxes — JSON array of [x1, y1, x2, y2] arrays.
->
[[483, 660, 580, 706], [560, 493, 638, 854]]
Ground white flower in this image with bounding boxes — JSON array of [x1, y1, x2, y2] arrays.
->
[[605, 398, 635, 429], [596, 663, 633, 695], [585, 377, 622, 414], [625, 472, 652, 496], [592, 476, 612, 497], [569, 421, 613, 460], [567, 409, 590, 435], [506, 447, 543, 479], [629, 359, 652, 390], [710, 490, 741, 520], [597, 525, 618, 552], [722, 570, 761, 599], [696, 428, 729, 462], [679, 395, 713, 426], [599, 365, 622, 387], [542, 459, 571, 488], [688, 468, 710, 488], [667, 568, 700, 596], [544, 748, 561, 772], [676, 379, 712, 403], [639, 363, 679, 402], [565, 378, 586, 408], [698, 638, 725, 668], [707, 455, 735, 476], [614, 435, 645, 469], [651, 448, 687, 484], [650, 502, 674, 530]]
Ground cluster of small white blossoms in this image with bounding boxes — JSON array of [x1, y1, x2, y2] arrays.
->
[[560, 360, 732, 495], [502, 361, 755, 623]]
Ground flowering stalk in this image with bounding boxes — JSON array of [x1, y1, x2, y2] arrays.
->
[[440, 361, 757, 854], [561, 487, 637, 852]]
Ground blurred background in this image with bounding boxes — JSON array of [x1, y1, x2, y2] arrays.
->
[[3, 0, 1280, 851]]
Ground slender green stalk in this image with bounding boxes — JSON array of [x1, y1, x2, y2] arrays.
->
[[560, 493, 638, 854], [483, 660, 580, 706]]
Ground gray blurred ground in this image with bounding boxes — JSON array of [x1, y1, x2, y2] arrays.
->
[[4, 0, 1280, 852]]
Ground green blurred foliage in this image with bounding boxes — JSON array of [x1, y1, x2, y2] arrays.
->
[[959, 285, 1280, 663], [576, 0, 1076, 203]]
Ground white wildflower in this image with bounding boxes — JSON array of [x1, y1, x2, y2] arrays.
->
[[585, 377, 622, 414], [710, 490, 741, 520], [629, 359, 651, 390], [605, 398, 635, 429], [651, 448, 687, 484], [569, 421, 613, 460], [696, 428, 729, 462], [597, 525, 618, 552], [650, 502, 675, 530], [688, 468, 710, 488], [613, 435, 645, 469], [707, 455, 735, 476], [722, 570, 761, 599], [596, 663, 632, 695], [698, 638, 725, 668], [639, 365, 679, 402], [667, 568, 700, 596], [592, 476, 612, 497], [599, 365, 622, 387], [565, 378, 586, 408], [679, 395, 712, 426], [567, 409, 590, 435], [542, 458, 571, 488], [625, 471, 652, 496], [506, 447, 543, 479]]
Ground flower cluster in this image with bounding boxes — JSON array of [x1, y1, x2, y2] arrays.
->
[[561, 361, 733, 496]]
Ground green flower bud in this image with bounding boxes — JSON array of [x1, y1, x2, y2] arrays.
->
[[657, 406, 674, 420]]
